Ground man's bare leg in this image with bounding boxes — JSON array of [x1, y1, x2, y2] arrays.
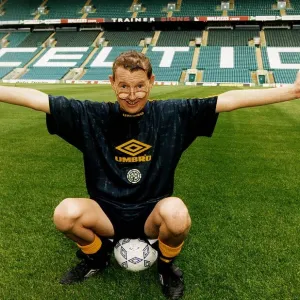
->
[[53, 198, 115, 284], [144, 197, 191, 300]]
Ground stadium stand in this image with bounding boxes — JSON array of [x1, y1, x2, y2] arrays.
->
[[0, 32, 8, 41], [156, 31, 202, 47], [280, 51, 300, 65], [0, 47, 40, 79], [272, 69, 299, 84], [234, 46, 257, 70], [136, 0, 169, 17], [0, 0, 290, 21], [173, 0, 222, 17], [81, 46, 193, 82], [286, 1, 300, 15], [39, 0, 85, 19], [198, 46, 223, 70], [0, 67, 15, 78], [264, 29, 300, 47], [20, 67, 69, 80], [0, 0, 288, 20], [146, 46, 193, 81], [18, 31, 52, 47], [203, 69, 252, 83], [228, 0, 280, 16], [198, 46, 255, 83], [53, 31, 101, 47], [261, 47, 271, 70], [207, 29, 260, 46], [0, 0, 299, 85], [82, 46, 143, 80], [102, 31, 154, 46], [6, 32, 31, 47], [21, 47, 94, 80], [0, 48, 39, 67], [3, 27, 299, 84], [0, 0, 40, 20], [88, 0, 133, 18]]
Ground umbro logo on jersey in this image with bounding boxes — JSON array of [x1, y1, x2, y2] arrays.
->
[[115, 139, 152, 163], [116, 139, 151, 156]]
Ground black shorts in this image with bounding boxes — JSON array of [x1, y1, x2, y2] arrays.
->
[[94, 198, 158, 240]]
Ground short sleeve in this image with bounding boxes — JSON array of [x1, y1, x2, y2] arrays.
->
[[46, 95, 86, 151], [176, 96, 219, 147], [179, 96, 219, 137]]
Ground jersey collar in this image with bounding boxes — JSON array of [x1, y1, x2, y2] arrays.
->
[[116, 101, 150, 118]]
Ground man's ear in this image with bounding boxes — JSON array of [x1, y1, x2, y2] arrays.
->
[[149, 74, 155, 87], [109, 75, 115, 90]]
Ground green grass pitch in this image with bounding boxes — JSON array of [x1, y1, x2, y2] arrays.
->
[[1, 84, 300, 299]]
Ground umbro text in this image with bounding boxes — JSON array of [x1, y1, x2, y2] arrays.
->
[[115, 155, 152, 163]]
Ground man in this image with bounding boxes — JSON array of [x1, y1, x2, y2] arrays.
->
[[1, 50, 300, 300]]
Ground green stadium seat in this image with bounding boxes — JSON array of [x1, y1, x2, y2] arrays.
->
[[207, 29, 260, 46], [228, 0, 280, 16], [21, 47, 94, 80], [39, 0, 85, 19], [136, 0, 169, 17], [103, 31, 154, 46], [203, 69, 252, 83], [264, 29, 300, 47], [21, 67, 69, 80], [198, 46, 257, 70], [146, 46, 193, 81], [0, 67, 15, 78], [18, 32, 52, 47], [261, 47, 270, 70], [0, 48, 39, 67], [157, 31, 202, 47], [273, 69, 299, 83], [286, 1, 300, 15], [0, 0, 41, 20], [88, 0, 133, 18], [53, 31, 101, 47], [6, 32, 31, 47], [173, 0, 222, 17]]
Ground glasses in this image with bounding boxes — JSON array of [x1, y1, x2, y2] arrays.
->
[[115, 84, 149, 100]]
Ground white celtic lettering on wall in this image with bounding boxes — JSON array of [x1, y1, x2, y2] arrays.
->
[[34, 47, 88, 67], [220, 47, 234, 68], [267, 47, 300, 69], [0, 48, 37, 67], [90, 47, 113, 67], [152, 47, 189, 67]]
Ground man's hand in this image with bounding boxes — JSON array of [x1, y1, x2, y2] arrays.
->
[[216, 72, 299, 113]]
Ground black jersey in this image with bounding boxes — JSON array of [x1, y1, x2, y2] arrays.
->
[[46, 95, 219, 205]]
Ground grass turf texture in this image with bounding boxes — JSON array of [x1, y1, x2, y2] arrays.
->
[[1, 84, 300, 299]]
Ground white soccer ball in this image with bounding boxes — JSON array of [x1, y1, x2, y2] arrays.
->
[[114, 238, 158, 272]]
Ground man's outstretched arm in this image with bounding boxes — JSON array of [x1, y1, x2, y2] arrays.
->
[[0, 86, 49, 113], [216, 72, 300, 113]]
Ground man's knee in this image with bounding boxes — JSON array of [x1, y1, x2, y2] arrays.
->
[[159, 197, 191, 236], [53, 198, 84, 233]]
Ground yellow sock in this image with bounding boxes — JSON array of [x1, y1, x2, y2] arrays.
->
[[77, 235, 102, 255], [158, 238, 184, 263]]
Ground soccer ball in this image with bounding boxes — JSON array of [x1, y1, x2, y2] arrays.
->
[[114, 238, 158, 272]]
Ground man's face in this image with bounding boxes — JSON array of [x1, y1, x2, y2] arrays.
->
[[109, 67, 154, 114]]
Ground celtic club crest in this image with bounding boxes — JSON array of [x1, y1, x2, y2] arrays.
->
[[127, 169, 142, 184]]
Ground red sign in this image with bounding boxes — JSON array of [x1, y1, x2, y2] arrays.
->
[[194, 16, 249, 22]]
